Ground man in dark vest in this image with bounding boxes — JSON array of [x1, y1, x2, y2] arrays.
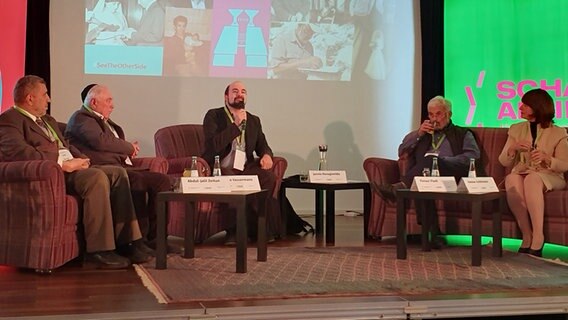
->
[[375, 96, 481, 246]]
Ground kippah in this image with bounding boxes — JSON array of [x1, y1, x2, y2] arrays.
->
[[80, 84, 97, 102]]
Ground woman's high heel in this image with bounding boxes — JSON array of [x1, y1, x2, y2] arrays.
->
[[528, 246, 544, 257], [517, 247, 530, 254]]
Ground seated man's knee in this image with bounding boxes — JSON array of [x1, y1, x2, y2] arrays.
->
[[101, 166, 130, 185], [78, 168, 111, 192]]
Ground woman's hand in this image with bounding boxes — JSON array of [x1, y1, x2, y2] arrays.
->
[[530, 148, 551, 166]]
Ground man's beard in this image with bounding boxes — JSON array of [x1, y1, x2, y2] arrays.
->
[[228, 99, 245, 109]]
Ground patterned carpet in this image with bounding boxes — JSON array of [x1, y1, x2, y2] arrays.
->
[[135, 245, 568, 304]]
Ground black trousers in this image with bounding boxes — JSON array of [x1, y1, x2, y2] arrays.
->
[[126, 169, 172, 242]]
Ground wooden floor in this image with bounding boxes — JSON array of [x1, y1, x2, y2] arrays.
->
[[0, 215, 567, 320]]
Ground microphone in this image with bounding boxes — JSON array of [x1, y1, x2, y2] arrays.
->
[[240, 119, 246, 131]]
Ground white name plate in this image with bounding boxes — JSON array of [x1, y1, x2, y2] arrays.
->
[[179, 175, 261, 193], [180, 177, 231, 193], [457, 177, 499, 193], [308, 170, 348, 183], [227, 175, 261, 191], [410, 176, 457, 192]]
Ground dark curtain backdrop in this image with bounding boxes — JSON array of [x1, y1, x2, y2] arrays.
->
[[25, 0, 51, 112], [420, 0, 444, 121], [24, 0, 444, 118]]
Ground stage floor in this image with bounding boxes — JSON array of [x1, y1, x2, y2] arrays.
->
[[1, 215, 567, 320]]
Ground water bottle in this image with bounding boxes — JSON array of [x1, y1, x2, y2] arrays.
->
[[318, 144, 328, 170], [189, 156, 199, 177], [212, 155, 222, 176], [468, 158, 477, 178], [431, 156, 440, 177]]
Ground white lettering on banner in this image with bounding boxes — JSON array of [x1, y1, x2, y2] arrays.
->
[[410, 176, 457, 192], [308, 170, 348, 183]]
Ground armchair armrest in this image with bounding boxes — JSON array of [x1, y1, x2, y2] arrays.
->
[[271, 156, 288, 197], [0, 160, 66, 193], [363, 157, 401, 186], [131, 156, 168, 174]]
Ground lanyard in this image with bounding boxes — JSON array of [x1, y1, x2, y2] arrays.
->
[[14, 106, 62, 147], [431, 133, 446, 151], [224, 106, 245, 146]]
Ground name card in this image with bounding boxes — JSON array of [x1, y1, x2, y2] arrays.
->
[[308, 170, 348, 183], [179, 175, 261, 193], [179, 177, 232, 193], [410, 176, 457, 192], [457, 177, 499, 193], [227, 175, 261, 191]]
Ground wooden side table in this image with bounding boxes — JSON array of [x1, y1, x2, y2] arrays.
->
[[396, 189, 505, 266], [155, 190, 268, 273], [280, 180, 371, 244]]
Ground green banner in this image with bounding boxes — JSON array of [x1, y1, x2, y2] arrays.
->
[[444, 0, 568, 127]]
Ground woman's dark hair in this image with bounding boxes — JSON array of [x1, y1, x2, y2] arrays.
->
[[521, 88, 554, 128]]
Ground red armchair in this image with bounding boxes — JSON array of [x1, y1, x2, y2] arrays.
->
[[0, 160, 80, 273], [154, 124, 288, 241], [0, 125, 169, 272]]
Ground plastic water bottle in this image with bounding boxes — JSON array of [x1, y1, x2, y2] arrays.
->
[[468, 158, 477, 178], [318, 144, 328, 170], [431, 157, 440, 177], [189, 156, 199, 177], [212, 155, 222, 176]]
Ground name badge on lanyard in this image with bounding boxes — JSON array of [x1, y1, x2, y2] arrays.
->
[[58, 149, 74, 162], [234, 149, 246, 171]]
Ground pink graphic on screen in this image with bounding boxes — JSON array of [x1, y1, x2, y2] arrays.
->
[[209, 0, 270, 78], [0, 1, 27, 112], [463, 70, 486, 126]]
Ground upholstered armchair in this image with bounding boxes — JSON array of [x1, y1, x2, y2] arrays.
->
[[0, 123, 169, 273], [154, 124, 288, 241], [0, 160, 80, 273]]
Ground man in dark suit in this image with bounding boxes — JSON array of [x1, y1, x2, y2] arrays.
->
[[0, 75, 152, 269], [202, 80, 280, 243], [65, 84, 172, 249]]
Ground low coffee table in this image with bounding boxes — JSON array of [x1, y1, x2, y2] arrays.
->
[[280, 179, 371, 244], [396, 189, 505, 266], [155, 190, 268, 273]]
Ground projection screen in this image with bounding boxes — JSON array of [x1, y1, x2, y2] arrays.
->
[[50, 0, 420, 212]]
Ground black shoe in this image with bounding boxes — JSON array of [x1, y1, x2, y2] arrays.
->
[[430, 236, 446, 250], [517, 246, 530, 254], [147, 239, 184, 254], [529, 247, 543, 257], [224, 229, 236, 246], [85, 251, 130, 269], [133, 240, 155, 257], [117, 243, 153, 264]]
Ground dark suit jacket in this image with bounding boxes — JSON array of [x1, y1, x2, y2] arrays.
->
[[65, 107, 134, 166], [202, 106, 273, 167], [0, 107, 85, 162]]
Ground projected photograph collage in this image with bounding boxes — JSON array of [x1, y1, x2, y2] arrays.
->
[[84, 0, 389, 81]]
